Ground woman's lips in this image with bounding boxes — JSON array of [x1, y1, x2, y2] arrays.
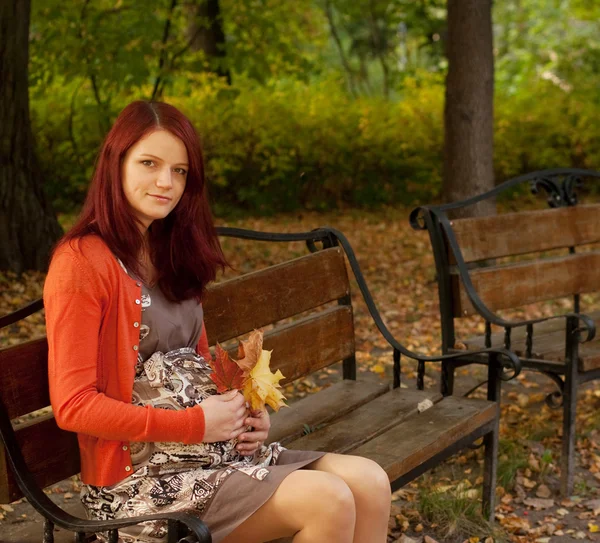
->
[[149, 194, 172, 203]]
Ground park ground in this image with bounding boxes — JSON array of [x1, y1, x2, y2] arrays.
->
[[0, 207, 599, 543]]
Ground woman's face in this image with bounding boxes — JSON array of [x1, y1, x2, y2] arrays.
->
[[121, 129, 188, 231]]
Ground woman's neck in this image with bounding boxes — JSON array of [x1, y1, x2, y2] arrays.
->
[[139, 243, 157, 286]]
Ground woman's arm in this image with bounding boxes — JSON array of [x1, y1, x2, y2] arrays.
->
[[196, 323, 211, 360], [44, 248, 206, 444]]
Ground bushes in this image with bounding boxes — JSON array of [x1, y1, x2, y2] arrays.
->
[[30, 73, 600, 215]]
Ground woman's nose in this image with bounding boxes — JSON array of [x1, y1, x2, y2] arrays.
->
[[156, 168, 173, 188]]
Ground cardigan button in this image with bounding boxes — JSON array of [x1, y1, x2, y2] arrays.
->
[[133, 322, 140, 328], [122, 445, 128, 451], [136, 282, 142, 287], [125, 465, 131, 472], [135, 299, 141, 305], [133, 345, 138, 351]]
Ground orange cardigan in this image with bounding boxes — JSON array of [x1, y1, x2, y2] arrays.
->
[[44, 235, 211, 486]]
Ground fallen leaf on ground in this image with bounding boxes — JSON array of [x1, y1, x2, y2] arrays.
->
[[417, 399, 433, 413], [536, 484, 552, 498], [524, 497, 554, 510]]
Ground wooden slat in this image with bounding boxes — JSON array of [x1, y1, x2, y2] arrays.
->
[[451, 204, 600, 263], [542, 342, 600, 372], [464, 317, 574, 358], [268, 373, 389, 445], [0, 338, 49, 419], [0, 415, 80, 503], [204, 248, 349, 344], [286, 388, 443, 454], [454, 252, 600, 316], [464, 310, 600, 371], [252, 305, 354, 384], [350, 397, 497, 482], [464, 312, 587, 352]]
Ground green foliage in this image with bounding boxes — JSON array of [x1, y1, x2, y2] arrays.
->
[[497, 439, 528, 491], [27, 0, 600, 214], [33, 72, 446, 213], [33, 68, 600, 215], [494, 79, 600, 181], [222, 0, 328, 81], [417, 480, 506, 542]]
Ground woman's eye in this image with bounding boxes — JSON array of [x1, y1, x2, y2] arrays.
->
[[141, 160, 154, 167], [174, 168, 188, 175]]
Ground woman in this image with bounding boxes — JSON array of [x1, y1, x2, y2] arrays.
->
[[44, 101, 391, 543]]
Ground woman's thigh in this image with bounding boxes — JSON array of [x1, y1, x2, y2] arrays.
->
[[220, 468, 356, 543]]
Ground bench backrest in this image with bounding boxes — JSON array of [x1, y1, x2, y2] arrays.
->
[[0, 246, 354, 503], [447, 204, 600, 316]]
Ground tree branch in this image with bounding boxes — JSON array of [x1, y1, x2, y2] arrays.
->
[[323, 0, 357, 97], [151, 0, 178, 101]]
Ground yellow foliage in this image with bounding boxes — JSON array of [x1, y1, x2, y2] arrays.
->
[[242, 349, 287, 412]]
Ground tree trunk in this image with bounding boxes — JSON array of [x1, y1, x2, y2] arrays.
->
[[187, 0, 230, 83], [443, 0, 496, 218], [0, 0, 63, 273]]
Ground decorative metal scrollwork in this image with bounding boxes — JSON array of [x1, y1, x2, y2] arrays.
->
[[409, 207, 428, 231], [499, 352, 521, 381], [530, 173, 583, 207], [540, 372, 565, 409]]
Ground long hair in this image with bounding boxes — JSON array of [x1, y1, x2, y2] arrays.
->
[[61, 101, 227, 301]]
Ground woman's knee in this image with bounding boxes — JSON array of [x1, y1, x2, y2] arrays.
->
[[306, 471, 356, 524], [329, 456, 391, 506], [363, 458, 392, 504]]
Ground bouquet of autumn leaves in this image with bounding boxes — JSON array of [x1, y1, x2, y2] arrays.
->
[[208, 330, 287, 412]]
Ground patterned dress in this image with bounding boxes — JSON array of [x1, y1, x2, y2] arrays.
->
[[80, 280, 324, 543]]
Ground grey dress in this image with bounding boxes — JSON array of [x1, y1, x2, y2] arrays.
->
[[80, 282, 324, 543]]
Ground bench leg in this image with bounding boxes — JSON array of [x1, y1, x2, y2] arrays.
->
[[441, 360, 455, 396], [43, 519, 54, 543], [482, 425, 499, 523], [560, 367, 577, 496], [482, 357, 500, 522]]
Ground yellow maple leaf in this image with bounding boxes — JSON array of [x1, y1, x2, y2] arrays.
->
[[242, 349, 287, 412], [589, 523, 599, 533]]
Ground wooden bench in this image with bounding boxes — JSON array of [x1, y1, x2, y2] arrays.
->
[[0, 226, 520, 542], [412, 168, 600, 497]]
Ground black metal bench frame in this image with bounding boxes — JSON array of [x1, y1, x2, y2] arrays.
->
[[411, 168, 600, 496], [0, 226, 521, 542]]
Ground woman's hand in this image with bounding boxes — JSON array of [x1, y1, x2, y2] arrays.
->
[[236, 408, 271, 455], [201, 390, 247, 443]]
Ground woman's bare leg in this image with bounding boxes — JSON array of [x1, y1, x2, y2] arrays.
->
[[220, 469, 356, 543], [306, 454, 391, 543]]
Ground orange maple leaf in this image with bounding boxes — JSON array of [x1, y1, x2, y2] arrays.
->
[[236, 329, 263, 373], [208, 343, 248, 393]]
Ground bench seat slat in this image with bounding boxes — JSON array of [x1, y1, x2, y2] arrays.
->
[[204, 248, 349, 344], [284, 388, 442, 454], [451, 204, 600, 263], [349, 396, 497, 482], [455, 251, 600, 315], [268, 373, 389, 445], [463, 310, 600, 372]]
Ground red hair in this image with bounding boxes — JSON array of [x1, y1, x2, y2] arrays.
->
[[61, 101, 227, 301]]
